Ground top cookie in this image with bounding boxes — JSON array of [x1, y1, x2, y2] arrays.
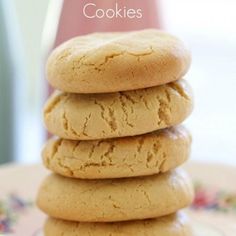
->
[[47, 29, 191, 93]]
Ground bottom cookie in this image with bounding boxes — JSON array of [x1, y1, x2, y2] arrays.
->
[[44, 212, 193, 236]]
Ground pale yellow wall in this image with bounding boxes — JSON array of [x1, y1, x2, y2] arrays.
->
[[12, 0, 49, 109], [10, 0, 63, 163]]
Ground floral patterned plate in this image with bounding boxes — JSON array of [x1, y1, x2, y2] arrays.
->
[[0, 162, 235, 236]]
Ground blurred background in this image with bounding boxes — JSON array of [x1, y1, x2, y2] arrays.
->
[[0, 0, 235, 165]]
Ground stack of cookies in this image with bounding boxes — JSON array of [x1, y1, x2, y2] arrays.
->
[[37, 29, 194, 236]]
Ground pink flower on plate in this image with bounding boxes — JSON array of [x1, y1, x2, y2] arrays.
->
[[192, 185, 218, 209]]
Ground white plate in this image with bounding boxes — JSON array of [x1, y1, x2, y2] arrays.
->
[[0, 162, 235, 236]]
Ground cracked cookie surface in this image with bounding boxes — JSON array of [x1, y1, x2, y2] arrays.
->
[[44, 212, 193, 236], [43, 79, 193, 140], [46, 29, 191, 93], [37, 170, 194, 222], [43, 126, 191, 179]]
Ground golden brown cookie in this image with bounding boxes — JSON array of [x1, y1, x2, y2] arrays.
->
[[43, 126, 191, 179], [44, 80, 193, 140], [46, 29, 191, 93], [37, 170, 194, 222], [44, 212, 193, 236]]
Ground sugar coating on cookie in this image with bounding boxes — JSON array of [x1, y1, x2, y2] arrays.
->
[[42, 126, 191, 179], [46, 29, 191, 93], [44, 212, 193, 236], [37, 170, 194, 222], [43, 79, 193, 140]]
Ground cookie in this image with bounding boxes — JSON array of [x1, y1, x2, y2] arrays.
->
[[44, 212, 193, 236], [46, 29, 191, 93], [37, 170, 193, 222], [43, 126, 191, 179], [44, 79, 193, 140]]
